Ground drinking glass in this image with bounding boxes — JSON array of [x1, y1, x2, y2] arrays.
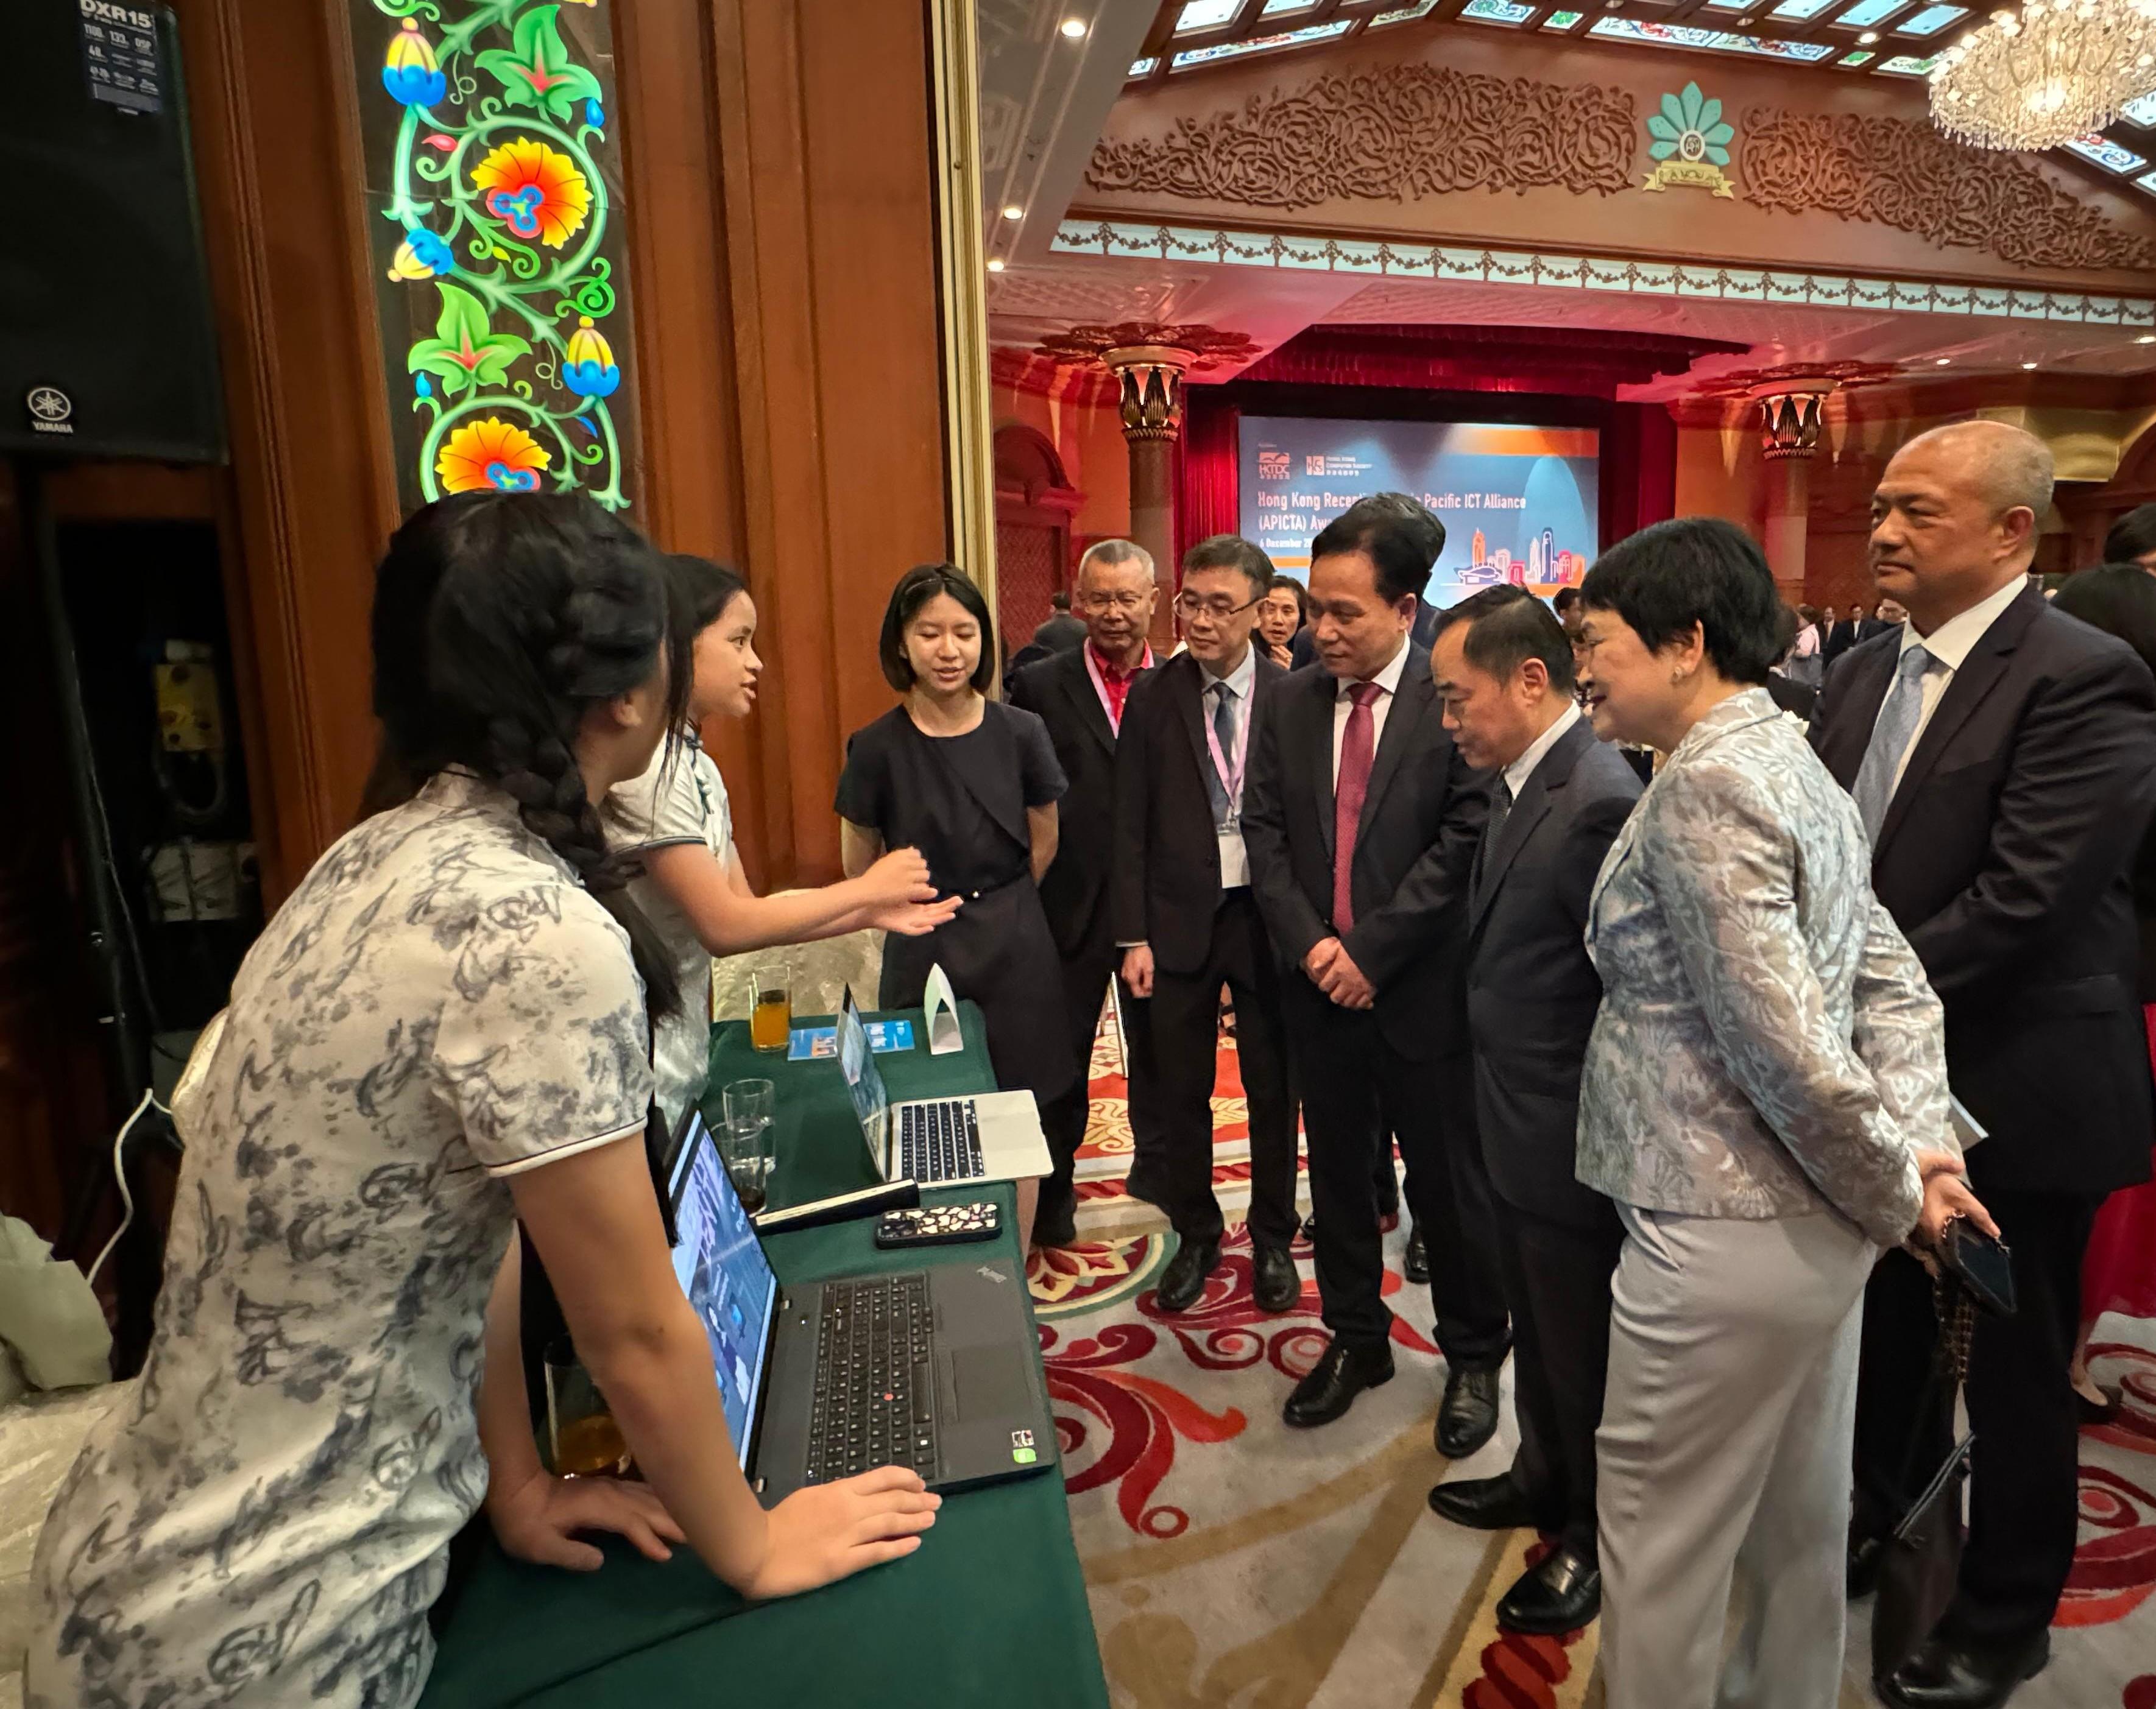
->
[[543, 1337, 630, 1477], [749, 959, 791, 1054], [721, 1077, 777, 1213]]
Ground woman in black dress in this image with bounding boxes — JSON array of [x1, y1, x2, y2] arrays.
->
[[836, 565, 1076, 1248]]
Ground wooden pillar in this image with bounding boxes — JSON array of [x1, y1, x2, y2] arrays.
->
[[1103, 345, 1192, 646]]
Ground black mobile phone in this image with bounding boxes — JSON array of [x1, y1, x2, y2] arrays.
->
[[1940, 1219, 2016, 1317]]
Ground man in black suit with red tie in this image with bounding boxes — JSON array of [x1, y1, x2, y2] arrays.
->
[[1424, 586, 1641, 1635], [1812, 422, 2156, 1709], [1242, 496, 1508, 1445], [1113, 535, 1299, 1314], [1009, 539, 1166, 1246]]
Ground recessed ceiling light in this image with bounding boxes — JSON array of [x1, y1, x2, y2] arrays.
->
[[1935, 357, 1952, 365], [1858, 29, 1879, 41], [1002, 205, 1023, 220], [2140, 334, 2156, 344], [1060, 16, 1088, 37], [2021, 361, 2039, 370], [986, 258, 1005, 272]]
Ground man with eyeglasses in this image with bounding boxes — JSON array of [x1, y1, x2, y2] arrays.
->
[[1112, 536, 1301, 1313], [1009, 540, 1167, 1242]]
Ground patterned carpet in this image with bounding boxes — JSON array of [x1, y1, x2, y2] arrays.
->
[[1026, 1027, 2156, 1709]]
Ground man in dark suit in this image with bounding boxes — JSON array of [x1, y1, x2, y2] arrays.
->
[[1243, 496, 1508, 1443], [1812, 421, 2156, 1709], [1424, 587, 1641, 1635], [1290, 590, 1438, 669], [1822, 602, 1858, 668], [1114, 535, 1299, 1314], [1009, 540, 1165, 1246]]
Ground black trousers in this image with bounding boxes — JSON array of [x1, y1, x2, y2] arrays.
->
[[1852, 1187, 2101, 1646], [1036, 911, 1162, 1234], [1285, 980, 1508, 1365], [1496, 1194, 1623, 1559], [1149, 889, 1299, 1250]]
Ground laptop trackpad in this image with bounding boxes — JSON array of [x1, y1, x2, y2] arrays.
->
[[941, 1348, 1031, 1422]]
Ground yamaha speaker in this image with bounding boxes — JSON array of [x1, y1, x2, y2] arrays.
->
[[1, 1, 226, 463]]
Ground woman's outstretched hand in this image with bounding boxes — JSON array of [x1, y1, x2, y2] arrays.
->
[[744, 1465, 941, 1599], [487, 1465, 686, 1572]]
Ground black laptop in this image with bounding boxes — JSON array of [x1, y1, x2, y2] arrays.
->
[[665, 1106, 1056, 1500]]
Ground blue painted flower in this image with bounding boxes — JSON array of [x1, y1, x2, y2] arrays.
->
[[389, 225, 456, 281], [585, 97, 605, 129], [415, 372, 433, 399], [382, 20, 447, 109], [561, 315, 621, 399]]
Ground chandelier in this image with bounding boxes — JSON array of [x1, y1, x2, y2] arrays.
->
[[1929, 0, 2156, 152]]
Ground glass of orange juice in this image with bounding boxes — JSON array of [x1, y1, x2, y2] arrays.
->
[[544, 1339, 630, 1477], [749, 959, 791, 1054]]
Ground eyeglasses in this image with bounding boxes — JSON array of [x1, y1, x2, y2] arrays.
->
[[1174, 591, 1263, 621], [1075, 591, 1150, 614]]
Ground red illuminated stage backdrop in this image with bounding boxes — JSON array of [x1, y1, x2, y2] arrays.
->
[[1174, 325, 1715, 585]]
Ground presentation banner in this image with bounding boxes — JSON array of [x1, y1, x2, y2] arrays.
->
[[1239, 417, 1600, 605]]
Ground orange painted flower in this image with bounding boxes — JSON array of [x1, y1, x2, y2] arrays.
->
[[436, 417, 551, 494], [470, 137, 591, 249]]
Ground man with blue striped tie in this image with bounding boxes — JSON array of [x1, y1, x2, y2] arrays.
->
[[1811, 420, 2156, 1709]]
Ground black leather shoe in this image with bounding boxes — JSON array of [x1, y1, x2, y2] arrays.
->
[[1283, 1339, 1394, 1428], [1435, 1366, 1501, 1458], [1300, 1208, 1320, 1241], [1402, 1224, 1429, 1284], [1251, 1244, 1299, 1313], [1427, 1471, 1536, 1530], [1497, 1546, 1600, 1636], [1878, 1630, 2050, 1709], [1031, 1196, 1078, 1250], [1155, 1237, 1219, 1314]]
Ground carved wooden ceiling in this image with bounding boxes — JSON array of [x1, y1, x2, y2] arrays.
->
[[1126, 0, 2156, 199]]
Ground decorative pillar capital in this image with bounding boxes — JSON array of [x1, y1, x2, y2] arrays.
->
[[1035, 322, 1256, 444], [1751, 384, 1833, 462]]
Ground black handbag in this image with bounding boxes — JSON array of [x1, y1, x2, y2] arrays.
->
[[1871, 1272, 1978, 1683]]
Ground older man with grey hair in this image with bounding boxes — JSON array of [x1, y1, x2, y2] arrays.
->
[[1812, 420, 2156, 1709], [1010, 538, 1167, 1240]]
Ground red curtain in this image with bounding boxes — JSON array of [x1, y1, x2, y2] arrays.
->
[[1175, 393, 1239, 574], [1601, 402, 1678, 549]]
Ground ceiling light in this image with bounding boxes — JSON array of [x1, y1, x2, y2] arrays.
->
[[1002, 205, 1023, 220], [986, 258, 1005, 272], [1929, 0, 2156, 151], [1060, 16, 1089, 37], [2021, 360, 2040, 369], [1935, 357, 1952, 365], [1857, 29, 1879, 41], [2140, 334, 2156, 344]]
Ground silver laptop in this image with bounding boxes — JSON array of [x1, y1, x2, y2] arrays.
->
[[836, 990, 1051, 1186]]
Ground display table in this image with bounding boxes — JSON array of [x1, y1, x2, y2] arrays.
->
[[419, 1004, 1106, 1709]]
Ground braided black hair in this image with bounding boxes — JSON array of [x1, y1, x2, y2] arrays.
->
[[368, 490, 688, 1018]]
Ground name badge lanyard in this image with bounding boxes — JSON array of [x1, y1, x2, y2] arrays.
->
[[1084, 643, 1151, 733], [1206, 686, 1251, 831]]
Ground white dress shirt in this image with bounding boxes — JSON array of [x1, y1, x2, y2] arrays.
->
[[1504, 700, 1583, 803], [1872, 575, 2027, 797], [1331, 635, 1413, 782], [1201, 643, 1259, 889]]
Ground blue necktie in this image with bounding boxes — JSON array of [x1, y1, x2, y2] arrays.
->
[[1851, 645, 1933, 843], [1206, 679, 1239, 828]]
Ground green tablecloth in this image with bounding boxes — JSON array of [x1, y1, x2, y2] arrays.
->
[[420, 1004, 1106, 1709]]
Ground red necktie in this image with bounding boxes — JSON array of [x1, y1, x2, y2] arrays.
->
[[1333, 682, 1382, 932]]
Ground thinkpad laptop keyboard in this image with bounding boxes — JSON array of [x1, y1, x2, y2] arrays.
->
[[804, 1273, 938, 1482], [897, 1099, 984, 1182]]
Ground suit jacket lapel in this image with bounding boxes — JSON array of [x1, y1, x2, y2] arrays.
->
[[1873, 588, 2038, 856], [1357, 662, 1429, 841], [1059, 650, 1115, 756], [1312, 671, 1339, 861], [1468, 719, 1590, 939], [1172, 655, 1211, 792]]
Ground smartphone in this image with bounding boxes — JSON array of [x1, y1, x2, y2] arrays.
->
[[1940, 1219, 2016, 1317]]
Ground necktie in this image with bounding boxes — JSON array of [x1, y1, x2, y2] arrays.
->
[[1471, 777, 1513, 910], [1205, 678, 1239, 829], [1851, 644, 1934, 844], [1332, 682, 1383, 932]]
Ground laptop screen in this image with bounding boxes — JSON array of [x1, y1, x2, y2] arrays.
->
[[667, 1111, 779, 1470], [836, 990, 890, 1175]]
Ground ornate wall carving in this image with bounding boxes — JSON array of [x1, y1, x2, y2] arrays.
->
[[1740, 109, 2156, 274], [1084, 65, 1636, 209]]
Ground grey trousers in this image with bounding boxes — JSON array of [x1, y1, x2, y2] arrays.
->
[[1597, 1204, 1878, 1709]]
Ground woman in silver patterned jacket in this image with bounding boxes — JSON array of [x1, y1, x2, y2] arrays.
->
[[1569, 518, 1993, 1709]]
